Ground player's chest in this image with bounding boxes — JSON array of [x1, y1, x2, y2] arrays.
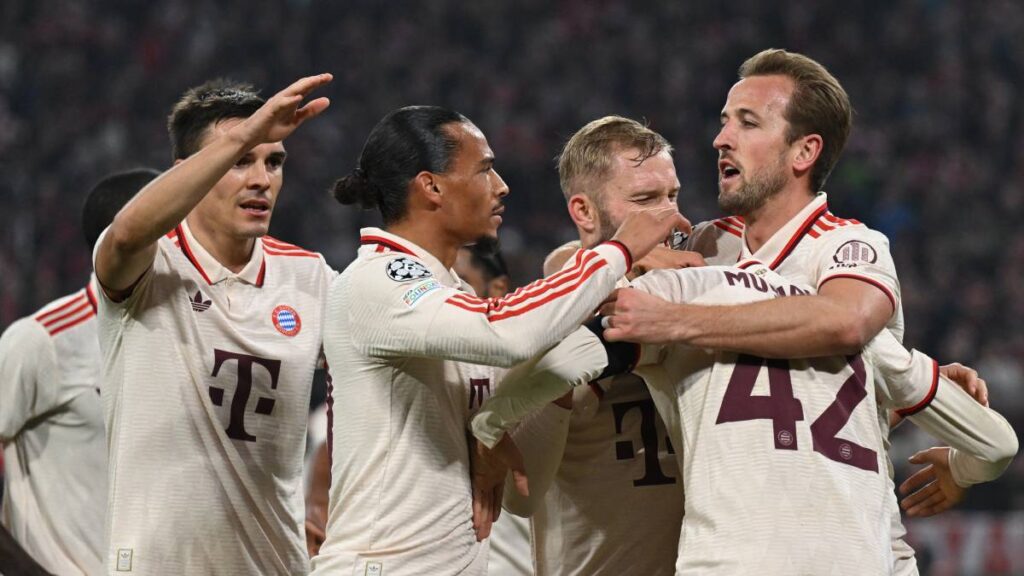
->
[[174, 277, 321, 355]]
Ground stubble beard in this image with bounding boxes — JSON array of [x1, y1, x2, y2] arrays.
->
[[717, 154, 788, 217]]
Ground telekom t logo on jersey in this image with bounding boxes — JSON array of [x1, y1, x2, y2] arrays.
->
[[209, 349, 281, 442]]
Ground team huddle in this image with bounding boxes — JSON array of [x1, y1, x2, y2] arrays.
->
[[0, 49, 1017, 575]]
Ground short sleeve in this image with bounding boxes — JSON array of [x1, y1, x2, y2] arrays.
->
[[810, 227, 900, 315], [0, 318, 59, 440]]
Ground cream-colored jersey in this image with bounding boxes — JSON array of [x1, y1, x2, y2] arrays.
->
[[0, 284, 106, 575], [528, 372, 682, 576], [685, 192, 904, 341], [93, 222, 333, 575], [684, 193, 916, 571], [476, 261, 1016, 575], [487, 513, 533, 576], [313, 228, 629, 576]]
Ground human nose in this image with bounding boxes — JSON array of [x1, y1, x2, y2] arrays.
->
[[493, 170, 510, 199], [713, 123, 733, 152], [247, 161, 271, 190]]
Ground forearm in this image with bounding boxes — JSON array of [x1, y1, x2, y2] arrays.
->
[[671, 295, 865, 358], [471, 327, 607, 448], [909, 381, 1018, 486], [96, 131, 251, 290]]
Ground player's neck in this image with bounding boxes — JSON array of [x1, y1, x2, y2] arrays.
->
[[185, 215, 255, 273], [386, 220, 460, 270], [740, 187, 815, 253]]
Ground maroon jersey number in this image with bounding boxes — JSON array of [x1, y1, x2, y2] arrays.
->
[[715, 354, 878, 472]]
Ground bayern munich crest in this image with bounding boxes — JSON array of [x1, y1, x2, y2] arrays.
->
[[832, 240, 878, 265], [386, 257, 432, 282], [272, 305, 301, 337]]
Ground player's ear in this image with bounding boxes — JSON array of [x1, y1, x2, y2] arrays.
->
[[791, 134, 822, 175], [411, 171, 443, 209], [568, 194, 598, 234]]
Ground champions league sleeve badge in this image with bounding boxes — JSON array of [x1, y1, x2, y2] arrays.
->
[[385, 257, 433, 282]]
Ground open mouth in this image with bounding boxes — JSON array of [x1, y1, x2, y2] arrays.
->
[[239, 199, 271, 217], [719, 160, 741, 182]]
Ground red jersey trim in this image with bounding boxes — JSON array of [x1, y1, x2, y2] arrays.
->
[[174, 225, 213, 285], [49, 310, 95, 337], [818, 273, 898, 314], [264, 247, 321, 258], [35, 293, 87, 324], [264, 236, 318, 256], [447, 251, 600, 313], [444, 251, 607, 322], [713, 219, 743, 238], [85, 283, 98, 314], [360, 235, 416, 256], [896, 359, 940, 417], [769, 203, 829, 270]]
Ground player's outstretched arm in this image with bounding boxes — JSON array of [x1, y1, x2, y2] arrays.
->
[[867, 330, 1018, 487], [603, 277, 892, 357], [94, 73, 332, 297]]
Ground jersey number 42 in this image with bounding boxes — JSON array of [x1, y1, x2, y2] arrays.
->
[[715, 354, 879, 473]]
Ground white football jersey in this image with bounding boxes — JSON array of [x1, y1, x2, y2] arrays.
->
[[0, 284, 106, 575], [93, 221, 333, 575], [529, 373, 682, 576], [313, 228, 628, 576], [628, 264, 931, 574], [684, 193, 915, 572]]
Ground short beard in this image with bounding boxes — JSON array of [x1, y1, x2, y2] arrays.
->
[[718, 154, 788, 216], [594, 201, 619, 245]]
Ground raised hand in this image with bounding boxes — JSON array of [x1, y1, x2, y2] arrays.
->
[[231, 73, 333, 146], [611, 207, 690, 266], [899, 447, 966, 517]]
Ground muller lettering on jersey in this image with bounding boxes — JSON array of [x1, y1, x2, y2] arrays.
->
[[209, 349, 282, 442], [723, 270, 809, 296]]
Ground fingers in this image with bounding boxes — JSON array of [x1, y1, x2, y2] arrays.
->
[[898, 465, 936, 495], [900, 480, 940, 511], [511, 469, 530, 498], [282, 73, 334, 98], [295, 96, 331, 123], [940, 362, 989, 406], [905, 488, 949, 517], [975, 377, 989, 407], [472, 485, 493, 542], [907, 448, 943, 466]]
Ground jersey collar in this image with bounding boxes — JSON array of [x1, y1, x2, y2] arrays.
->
[[358, 227, 461, 287], [739, 192, 829, 270], [177, 220, 266, 286]]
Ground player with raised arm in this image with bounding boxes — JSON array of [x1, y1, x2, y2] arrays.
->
[[0, 168, 157, 575], [311, 106, 685, 576], [92, 75, 334, 575]]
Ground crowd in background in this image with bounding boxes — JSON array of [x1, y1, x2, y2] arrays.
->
[[2, 1, 1023, 573]]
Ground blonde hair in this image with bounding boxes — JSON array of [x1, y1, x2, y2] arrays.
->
[[557, 116, 672, 202], [739, 49, 852, 191]]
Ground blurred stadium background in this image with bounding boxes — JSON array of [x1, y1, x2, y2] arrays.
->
[[1, 1, 1022, 574]]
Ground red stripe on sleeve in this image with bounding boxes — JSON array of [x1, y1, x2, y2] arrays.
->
[[48, 310, 95, 336], [36, 294, 88, 323], [818, 273, 898, 314], [896, 359, 940, 417]]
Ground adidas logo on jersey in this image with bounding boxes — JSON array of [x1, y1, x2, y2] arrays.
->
[[190, 290, 212, 312]]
